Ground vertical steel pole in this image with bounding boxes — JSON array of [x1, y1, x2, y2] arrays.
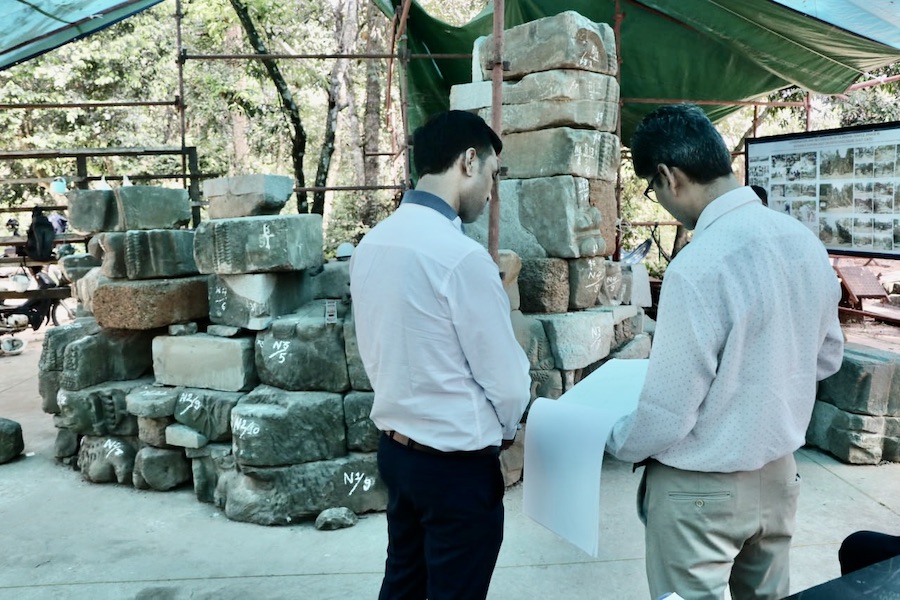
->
[[488, 0, 504, 264], [613, 0, 624, 261], [175, 0, 188, 191], [805, 92, 812, 131]]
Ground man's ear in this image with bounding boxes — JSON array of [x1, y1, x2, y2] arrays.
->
[[658, 164, 681, 195], [462, 148, 478, 176]]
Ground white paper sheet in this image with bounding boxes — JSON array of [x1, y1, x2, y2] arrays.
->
[[523, 358, 648, 557]]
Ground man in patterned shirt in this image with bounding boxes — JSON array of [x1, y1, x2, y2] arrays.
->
[[607, 104, 844, 599]]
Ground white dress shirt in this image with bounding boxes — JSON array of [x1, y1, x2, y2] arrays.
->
[[607, 187, 844, 472], [349, 191, 531, 451]]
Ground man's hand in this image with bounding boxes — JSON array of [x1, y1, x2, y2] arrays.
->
[[500, 438, 515, 451]]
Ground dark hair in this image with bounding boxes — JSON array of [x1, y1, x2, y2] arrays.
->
[[630, 104, 733, 184], [412, 110, 502, 177]]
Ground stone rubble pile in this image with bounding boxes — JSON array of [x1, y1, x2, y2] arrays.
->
[[43, 177, 391, 525], [451, 11, 650, 410]]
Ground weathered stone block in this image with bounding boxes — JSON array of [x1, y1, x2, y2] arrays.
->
[[59, 253, 102, 284], [806, 400, 886, 464], [165, 423, 208, 449], [498, 250, 522, 311], [55, 427, 79, 459], [40, 317, 101, 372], [343, 316, 372, 391], [519, 258, 569, 314], [569, 256, 605, 309], [204, 174, 294, 219], [209, 272, 310, 331], [92, 275, 210, 330], [477, 100, 619, 135], [511, 310, 554, 371], [169, 322, 198, 336], [114, 186, 191, 231], [193, 214, 324, 275], [611, 333, 652, 360], [124, 229, 198, 279], [818, 344, 897, 416], [137, 416, 176, 448], [173, 388, 244, 442], [316, 507, 358, 530], [133, 447, 191, 491], [530, 370, 563, 404], [207, 325, 241, 337], [65, 189, 118, 233], [589, 179, 617, 255], [214, 453, 387, 525], [97, 232, 128, 278], [535, 309, 615, 370], [344, 391, 378, 452], [451, 70, 619, 111], [153, 334, 258, 392], [73, 267, 105, 313], [308, 261, 350, 300], [466, 180, 547, 259], [61, 330, 154, 391], [256, 301, 350, 392], [190, 443, 234, 503], [466, 177, 604, 259], [231, 385, 346, 467], [0, 418, 24, 464], [57, 378, 151, 436], [474, 11, 617, 80], [78, 435, 138, 484], [125, 385, 180, 418], [39, 370, 62, 414], [503, 128, 620, 181]]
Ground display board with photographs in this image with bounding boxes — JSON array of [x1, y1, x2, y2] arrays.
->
[[746, 121, 900, 257]]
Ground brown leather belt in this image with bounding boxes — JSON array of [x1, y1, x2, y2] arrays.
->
[[383, 431, 499, 457]]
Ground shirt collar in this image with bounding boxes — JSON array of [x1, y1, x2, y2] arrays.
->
[[401, 190, 460, 223], [693, 186, 760, 236]]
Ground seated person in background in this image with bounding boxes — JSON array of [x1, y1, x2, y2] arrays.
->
[[839, 531, 900, 575]]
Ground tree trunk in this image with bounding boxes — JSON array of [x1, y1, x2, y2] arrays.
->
[[228, 0, 308, 212], [312, 0, 359, 216], [359, 0, 385, 228]]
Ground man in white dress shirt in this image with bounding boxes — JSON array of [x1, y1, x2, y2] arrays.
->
[[350, 110, 531, 600], [606, 104, 844, 599]]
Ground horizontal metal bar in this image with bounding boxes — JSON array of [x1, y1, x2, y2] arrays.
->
[[0, 173, 217, 185], [295, 184, 406, 192], [0, 204, 68, 214], [183, 52, 471, 61], [0, 147, 197, 160], [0, 100, 178, 110], [628, 221, 681, 227], [621, 98, 806, 108]]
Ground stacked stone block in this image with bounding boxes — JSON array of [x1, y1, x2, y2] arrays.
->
[[40, 176, 392, 525], [807, 343, 900, 464], [66, 185, 206, 330], [451, 11, 647, 405]]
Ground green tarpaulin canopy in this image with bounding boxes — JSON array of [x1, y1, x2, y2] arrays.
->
[[376, 0, 900, 143]]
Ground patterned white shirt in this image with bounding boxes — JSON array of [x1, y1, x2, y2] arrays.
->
[[607, 187, 844, 472], [349, 191, 531, 451]]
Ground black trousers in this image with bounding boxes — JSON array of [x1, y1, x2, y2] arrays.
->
[[376, 433, 505, 600], [839, 530, 900, 575]]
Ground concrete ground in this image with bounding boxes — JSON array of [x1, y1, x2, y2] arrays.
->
[[2, 320, 900, 599]]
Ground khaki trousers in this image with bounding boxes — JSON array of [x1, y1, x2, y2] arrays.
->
[[638, 453, 800, 600]]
